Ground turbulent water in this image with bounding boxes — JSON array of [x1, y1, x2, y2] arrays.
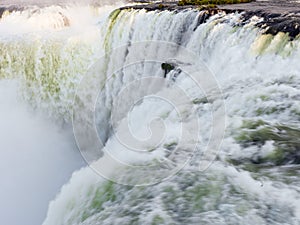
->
[[0, 2, 300, 225]]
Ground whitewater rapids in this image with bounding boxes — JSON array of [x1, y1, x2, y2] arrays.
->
[[0, 2, 299, 225]]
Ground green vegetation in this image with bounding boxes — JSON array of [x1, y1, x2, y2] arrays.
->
[[197, 4, 217, 10], [255, 106, 286, 116], [240, 119, 267, 130], [151, 215, 165, 225], [178, 0, 253, 6], [104, 9, 122, 52], [164, 141, 178, 150], [234, 120, 300, 166], [81, 181, 117, 222], [162, 173, 226, 218], [192, 97, 209, 104]]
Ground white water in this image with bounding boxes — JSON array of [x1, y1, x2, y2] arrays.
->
[[0, 3, 300, 225], [0, 4, 116, 225]]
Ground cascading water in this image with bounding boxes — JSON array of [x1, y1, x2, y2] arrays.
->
[[0, 3, 120, 225], [1, 2, 300, 225]]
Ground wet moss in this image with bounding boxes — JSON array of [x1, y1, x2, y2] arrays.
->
[[104, 9, 122, 52], [234, 120, 300, 166], [152, 215, 165, 225], [91, 182, 116, 209], [164, 141, 178, 150], [291, 109, 300, 117], [251, 34, 274, 55], [192, 97, 209, 104], [263, 147, 285, 165], [129, 217, 140, 225], [259, 94, 270, 101], [38, 42, 62, 97], [284, 167, 299, 177], [236, 126, 278, 147], [164, 186, 176, 194], [242, 163, 262, 173], [236, 203, 251, 216], [267, 32, 291, 56], [255, 106, 286, 116], [188, 183, 221, 211], [240, 119, 267, 130], [24, 45, 36, 81], [162, 174, 223, 216], [81, 181, 117, 222], [228, 158, 266, 173]]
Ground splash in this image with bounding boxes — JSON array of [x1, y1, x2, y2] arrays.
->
[[0, 3, 299, 225]]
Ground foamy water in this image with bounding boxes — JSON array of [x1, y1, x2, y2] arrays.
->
[[0, 3, 299, 225]]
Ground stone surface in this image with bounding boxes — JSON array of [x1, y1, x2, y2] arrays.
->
[[122, 0, 300, 38], [1, 0, 300, 38]]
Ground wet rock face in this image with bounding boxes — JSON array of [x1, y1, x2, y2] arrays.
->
[[123, 0, 300, 39], [227, 8, 300, 39], [161, 63, 175, 78], [256, 14, 300, 39], [0, 6, 24, 18], [1, 0, 300, 38], [0, 7, 6, 18], [120, 2, 195, 12]]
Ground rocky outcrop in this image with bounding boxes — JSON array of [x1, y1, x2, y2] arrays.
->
[[1, 1, 300, 39], [161, 62, 175, 78], [222, 7, 300, 39], [252, 13, 300, 39], [122, 0, 300, 39], [0, 6, 24, 18]]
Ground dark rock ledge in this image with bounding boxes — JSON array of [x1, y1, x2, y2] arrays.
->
[[121, 0, 300, 39], [1, 0, 300, 39], [0, 6, 24, 18]]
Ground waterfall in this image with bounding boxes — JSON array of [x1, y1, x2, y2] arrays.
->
[[0, 3, 300, 225]]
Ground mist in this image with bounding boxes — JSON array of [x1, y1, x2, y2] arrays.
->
[[0, 80, 85, 225]]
